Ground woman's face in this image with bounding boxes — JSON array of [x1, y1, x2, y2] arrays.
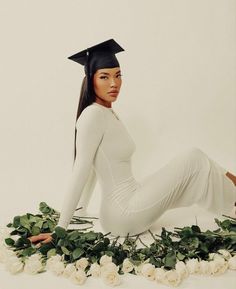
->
[[93, 67, 122, 106]]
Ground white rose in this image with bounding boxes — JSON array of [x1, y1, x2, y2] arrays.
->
[[0, 247, 15, 263], [122, 258, 134, 273], [5, 255, 24, 274], [49, 260, 65, 276], [208, 253, 217, 260], [141, 263, 156, 281], [154, 267, 166, 282], [69, 268, 87, 285], [100, 255, 112, 266], [101, 262, 119, 274], [75, 257, 89, 270], [134, 263, 144, 275], [209, 259, 228, 275], [185, 258, 200, 274], [209, 252, 226, 261], [46, 254, 63, 270], [162, 270, 182, 287], [24, 257, 44, 274], [88, 262, 101, 277], [62, 263, 77, 278], [228, 255, 236, 270], [101, 270, 121, 286], [27, 253, 42, 261], [199, 260, 211, 275], [217, 249, 232, 260], [175, 261, 189, 279]]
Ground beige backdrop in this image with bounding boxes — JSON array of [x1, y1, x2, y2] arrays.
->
[[0, 0, 235, 224]]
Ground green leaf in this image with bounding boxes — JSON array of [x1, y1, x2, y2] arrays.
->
[[191, 225, 201, 233], [72, 248, 85, 260], [38, 243, 54, 255], [35, 220, 44, 229], [68, 231, 81, 241], [199, 242, 209, 253], [20, 215, 31, 230], [21, 247, 36, 257], [163, 251, 176, 269], [177, 251, 185, 261], [47, 248, 57, 258], [15, 237, 31, 248], [13, 216, 21, 228], [61, 246, 70, 255], [47, 220, 55, 232], [54, 227, 67, 239], [5, 238, 15, 246], [31, 226, 41, 236], [84, 231, 98, 241]]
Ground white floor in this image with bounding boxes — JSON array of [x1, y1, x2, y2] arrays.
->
[[1, 205, 236, 289]]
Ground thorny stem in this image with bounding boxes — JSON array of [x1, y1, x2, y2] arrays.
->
[[138, 237, 148, 248]]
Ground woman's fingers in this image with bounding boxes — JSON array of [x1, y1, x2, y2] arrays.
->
[[35, 236, 53, 248], [28, 233, 52, 243]]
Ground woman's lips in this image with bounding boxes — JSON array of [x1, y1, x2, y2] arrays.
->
[[108, 91, 119, 95]]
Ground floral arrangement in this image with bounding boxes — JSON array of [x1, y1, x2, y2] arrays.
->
[[0, 202, 235, 287]]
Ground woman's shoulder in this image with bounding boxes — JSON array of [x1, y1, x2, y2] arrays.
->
[[76, 103, 106, 129]]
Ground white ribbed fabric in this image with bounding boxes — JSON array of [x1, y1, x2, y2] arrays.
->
[[57, 102, 236, 236]]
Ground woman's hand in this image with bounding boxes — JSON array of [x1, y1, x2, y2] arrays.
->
[[27, 233, 53, 248]]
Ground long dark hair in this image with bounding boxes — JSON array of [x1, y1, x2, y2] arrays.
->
[[73, 75, 96, 164]]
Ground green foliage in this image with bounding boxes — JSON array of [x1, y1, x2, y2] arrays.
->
[[3, 202, 236, 272]]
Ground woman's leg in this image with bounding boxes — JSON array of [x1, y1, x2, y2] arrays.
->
[[226, 171, 236, 186]]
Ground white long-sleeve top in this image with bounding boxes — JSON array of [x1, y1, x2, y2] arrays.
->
[[57, 102, 236, 236]]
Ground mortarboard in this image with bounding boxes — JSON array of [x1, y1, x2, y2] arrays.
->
[[68, 39, 124, 99]]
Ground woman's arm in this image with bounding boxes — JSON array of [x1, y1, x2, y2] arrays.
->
[[57, 106, 105, 229], [75, 166, 97, 216]]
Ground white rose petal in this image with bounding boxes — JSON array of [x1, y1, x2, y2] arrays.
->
[[162, 270, 182, 287], [217, 249, 232, 260], [155, 267, 166, 282], [122, 258, 134, 273], [69, 269, 87, 285], [134, 263, 144, 275], [101, 262, 119, 274], [141, 263, 156, 281], [62, 263, 77, 278], [175, 261, 189, 279], [46, 254, 63, 270], [5, 255, 24, 274], [27, 253, 42, 262], [228, 255, 236, 270], [100, 255, 112, 266], [185, 258, 200, 274], [209, 259, 228, 276], [199, 260, 211, 275], [49, 260, 65, 276], [75, 257, 89, 270], [24, 258, 44, 274], [88, 262, 101, 278], [101, 270, 121, 286], [208, 253, 217, 260]]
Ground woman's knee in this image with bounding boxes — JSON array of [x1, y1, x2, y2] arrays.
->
[[183, 146, 207, 163]]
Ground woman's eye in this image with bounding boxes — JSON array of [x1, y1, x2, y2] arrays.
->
[[100, 76, 108, 79], [117, 74, 123, 78]]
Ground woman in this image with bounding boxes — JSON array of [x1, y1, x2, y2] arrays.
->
[[29, 39, 236, 247]]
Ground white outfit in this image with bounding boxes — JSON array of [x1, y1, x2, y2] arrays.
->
[[57, 102, 236, 237]]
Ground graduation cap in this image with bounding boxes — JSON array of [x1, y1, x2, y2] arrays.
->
[[68, 39, 124, 99]]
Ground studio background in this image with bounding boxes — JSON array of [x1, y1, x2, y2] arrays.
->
[[0, 0, 235, 225]]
